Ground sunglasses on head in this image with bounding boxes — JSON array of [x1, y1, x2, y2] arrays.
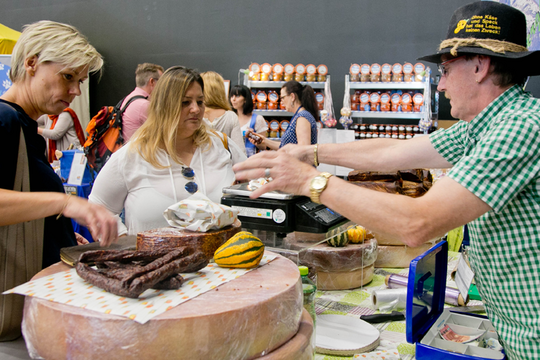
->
[[182, 166, 198, 194]]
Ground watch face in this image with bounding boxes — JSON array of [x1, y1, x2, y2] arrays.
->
[[312, 176, 327, 190]]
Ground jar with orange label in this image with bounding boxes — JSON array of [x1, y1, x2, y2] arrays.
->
[[391, 93, 402, 112], [360, 64, 371, 82], [267, 90, 279, 110], [401, 93, 412, 112], [359, 92, 370, 111], [295, 64, 306, 82], [402, 62, 414, 82], [317, 64, 328, 82], [280, 120, 290, 137], [413, 93, 424, 112], [251, 90, 257, 106], [370, 64, 381, 82], [305, 64, 317, 82], [392, 63, 403, 82], [283, 63, 295, 82], [256, 90, 267, 110], [379, 92, 391, 112], [269, 120, 280, 138], [381, 63, 392, 82], [315, 92, 325, 110], [260, 63, 272, 81], [249, 63, 261, 81], [369, 92, 381, 111], [272, 63, 284, 82], [350, 63, 361, 82], [413, 63, 425, 82]]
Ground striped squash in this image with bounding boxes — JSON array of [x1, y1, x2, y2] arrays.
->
[[347, 225, 367, 244], [326, 228, 349, 247], [214, 231, 265, 268]]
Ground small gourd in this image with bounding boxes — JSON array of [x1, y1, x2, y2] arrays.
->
[[214, 231, 264, 268], [347, 225, 367, 244], [326, 228, 349, 247]]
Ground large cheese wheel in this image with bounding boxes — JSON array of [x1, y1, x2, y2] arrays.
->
[[136, 219, 242, 260], [294, 239, 378, 272], [317, 264, 374, 291], [22, 251, 302, 360], [371, 231, 441, 246], [256, 309, 314, 360], [375, 243, 437, 268]]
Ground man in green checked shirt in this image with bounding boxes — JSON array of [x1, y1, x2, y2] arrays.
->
[[234, 2, 540, 358]]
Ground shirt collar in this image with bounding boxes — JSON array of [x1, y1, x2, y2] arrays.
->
[[466, 84, 524, 140]]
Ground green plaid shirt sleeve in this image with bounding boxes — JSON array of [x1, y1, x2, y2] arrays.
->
[[449, 118, 540, 213], [429, 120, 469, 165]]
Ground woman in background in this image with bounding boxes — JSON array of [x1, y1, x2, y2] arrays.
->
[[229, 85, 268, 157], [90, 67, 246, 236], [37, 107, 85, 162], [247, 80, 318, 151], [201, 71, 244, 152]]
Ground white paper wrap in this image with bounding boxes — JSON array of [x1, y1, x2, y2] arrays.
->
[[163, 193, 238, 232]]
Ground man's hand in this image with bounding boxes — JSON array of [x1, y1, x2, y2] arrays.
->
[[278, 144, 315, 165], [233, 151, 319, 199]]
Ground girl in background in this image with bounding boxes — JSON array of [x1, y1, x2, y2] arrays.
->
[[229, 85, 267, 157]]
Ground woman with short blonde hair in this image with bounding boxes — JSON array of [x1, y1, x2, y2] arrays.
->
[[0, 20, 116, 289], [201, 71, 244, 152], [90, 66, 247, 236]]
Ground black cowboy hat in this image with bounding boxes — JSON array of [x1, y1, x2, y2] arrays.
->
[[418, 1, 540, 75]]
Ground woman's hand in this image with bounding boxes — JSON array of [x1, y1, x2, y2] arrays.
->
[[75, 232, 90, 245], [246, 129, 265, 145], [62, 196, 118, 247]]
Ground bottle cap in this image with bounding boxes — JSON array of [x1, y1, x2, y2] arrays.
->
[[299, 266, 309, 276]]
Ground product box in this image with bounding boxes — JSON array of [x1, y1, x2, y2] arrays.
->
[[406, 241, 505, 359], [60, 150, 94, 185]]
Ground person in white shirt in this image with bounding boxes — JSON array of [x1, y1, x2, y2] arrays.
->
[[201, 71, 245, 153], [89, 66, 246, 236]]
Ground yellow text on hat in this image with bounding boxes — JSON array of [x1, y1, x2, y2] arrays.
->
[[455, 19, 468, 33]]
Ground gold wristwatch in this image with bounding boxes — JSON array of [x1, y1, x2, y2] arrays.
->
[[309, 172, 333, 204]]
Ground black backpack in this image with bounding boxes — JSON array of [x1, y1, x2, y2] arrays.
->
[[83, 95, 147, 172]]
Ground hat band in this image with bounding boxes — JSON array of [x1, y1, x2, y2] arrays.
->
[[440, 38, 528, 57]]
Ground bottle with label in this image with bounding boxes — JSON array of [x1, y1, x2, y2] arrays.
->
[[299, 265, 316, 353]]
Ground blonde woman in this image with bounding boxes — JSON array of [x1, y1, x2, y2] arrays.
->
[[0, 21, 118, 270], [89, 67, 247, 236], [201, 71, 244, 152]]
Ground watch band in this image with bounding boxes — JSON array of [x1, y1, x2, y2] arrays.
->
[[313, 144, 319, 167], [310, 172, 333, 204]]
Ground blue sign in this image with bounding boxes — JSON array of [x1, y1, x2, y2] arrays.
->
[[0, 63, 11, 96]]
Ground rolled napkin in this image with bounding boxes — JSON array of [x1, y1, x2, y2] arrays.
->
[[371, 288, 407, 311], [163, 193, 238, 232]]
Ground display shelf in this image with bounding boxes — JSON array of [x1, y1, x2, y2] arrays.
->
[[253, 109, 293, 116], [346, 68, 432, 125], [349, 81, 425, 90], [246, 80, 326, 89], [351, 111, 423, 119]]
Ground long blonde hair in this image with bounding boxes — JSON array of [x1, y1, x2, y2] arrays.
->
[[10, 20, 103, 83], [130, 66, 211, 168], [201, 71, 231, 111]]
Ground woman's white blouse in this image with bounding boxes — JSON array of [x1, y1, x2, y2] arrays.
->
[[89, 133, 247, 236]]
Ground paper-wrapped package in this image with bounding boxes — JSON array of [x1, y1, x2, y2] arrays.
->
[[163, 193, 238, 232]]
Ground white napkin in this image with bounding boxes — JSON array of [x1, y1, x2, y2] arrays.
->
[[163, 193, 238, 232]]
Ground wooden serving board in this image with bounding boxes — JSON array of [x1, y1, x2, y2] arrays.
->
[[22, 252, 303, 360]]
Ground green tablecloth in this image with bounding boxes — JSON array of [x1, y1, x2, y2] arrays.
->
[[313, 251, 484, 360]]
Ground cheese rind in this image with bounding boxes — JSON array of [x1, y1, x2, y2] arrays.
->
[[22, 252, 302, 360]]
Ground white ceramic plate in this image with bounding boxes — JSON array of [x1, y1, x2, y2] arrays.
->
[[316, 314, 380, 355]]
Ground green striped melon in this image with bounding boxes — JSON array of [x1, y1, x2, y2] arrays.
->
[[214, 231, 265, 268], [326, 228, 349, 247]]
